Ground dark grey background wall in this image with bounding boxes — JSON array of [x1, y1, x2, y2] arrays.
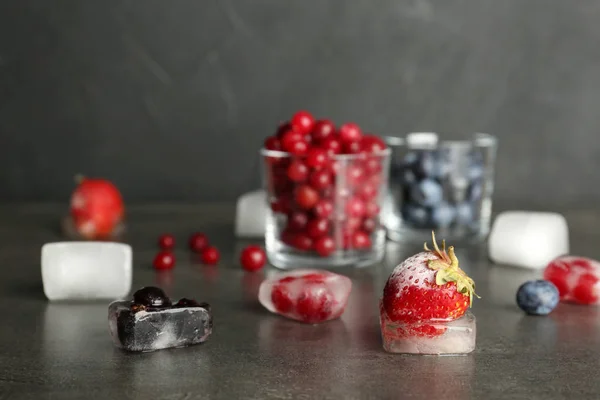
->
[[1, 0, 599, 206]]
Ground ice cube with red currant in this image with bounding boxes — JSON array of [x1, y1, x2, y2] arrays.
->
[[544, 256, 600, 305], [258, 270, 352, 324]]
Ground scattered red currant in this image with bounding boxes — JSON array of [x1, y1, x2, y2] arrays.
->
[[201, 246, 220, 265], [189, 232, 209, 253], [240, 245, 267, 272], [153, 251, 175, 270], [157, 234, 175, 250]]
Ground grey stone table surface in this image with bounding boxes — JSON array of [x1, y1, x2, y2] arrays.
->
[[1, 203, 600, 400]]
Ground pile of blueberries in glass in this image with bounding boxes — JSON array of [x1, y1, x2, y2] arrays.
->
[[391, 149, 484, 230]]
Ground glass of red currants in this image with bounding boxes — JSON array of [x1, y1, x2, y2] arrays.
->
[[261, 111, 391, 269], [383, 132, 497, 243]]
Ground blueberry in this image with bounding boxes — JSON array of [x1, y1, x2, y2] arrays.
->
[[516, 280, 559, 316], [133, 287, 172, 309], [431, 202, 455, 228], [468, 164, 484, 181], [402, 168, 417, 185], [403, 152, 418, 166], [410, 179, 443, 207], [455, 203, 475, 225], [402, 204, 428, 227], [468, 182, 483, 202], [415, 151, 435, 178]]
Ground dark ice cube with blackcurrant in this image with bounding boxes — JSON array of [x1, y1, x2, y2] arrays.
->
[[108, 286, 212, 352]]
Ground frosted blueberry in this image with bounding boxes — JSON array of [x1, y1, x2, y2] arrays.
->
[[410, 179, 443, 207], [402, 204, 429, 227], [516, 280, 559, 315], [431, 202, 455, 228], [455, 203, 474, 225]]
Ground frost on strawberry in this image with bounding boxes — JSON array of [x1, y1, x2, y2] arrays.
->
[[380, 231, 478, 355], [543, 256, 600, 305]]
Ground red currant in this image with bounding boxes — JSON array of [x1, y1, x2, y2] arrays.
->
[[351, 231, 371, 249], [189, 232, 209, 252], [308, 169, 333, 190], [360, 134, 387, 153], [343, 217, 362, 234], [158, 234, 175, 250], [201, 246, 220, 265], [305, 148, 328, 169], [314, 236, 335, 257], [271, 194, 292, 214], [364, 157, 382, 174], [338, 123, 363, 143], [276, 122, 291, 138], [291, 110, 315, 134], [343, 140, 362, 154], [287, 160, 309, 182], [306, 218, 330, 239], [296, 288, 334, 323], [313, 199, 334, 219], [365, 201, 380, 218], [294, 185, 319, 209], [357, 182, 377, 200], [346, 164, 365, 187], [311, 119, 335, 142], [240, 245, 266, 272], [345, 197, 366, 217], [264, 136, 282, 151], [320, 137, 342, 155], [287, 211, 309, 231], [281, 130, 308, 155], [153, 251, 175, 270], [288, 232, 313, 251], [362, 218, 377, 233], [272, 283, 294, 313]]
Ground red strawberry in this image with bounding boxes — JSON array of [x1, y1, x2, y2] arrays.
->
[[70, 176, 124, 239], [381, 232, 478, 337]]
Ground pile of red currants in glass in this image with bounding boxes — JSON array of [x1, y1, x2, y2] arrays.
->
[[262, 111, 389, 259]]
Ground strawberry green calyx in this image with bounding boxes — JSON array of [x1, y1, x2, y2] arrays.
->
[[423, 231, 480, 307]]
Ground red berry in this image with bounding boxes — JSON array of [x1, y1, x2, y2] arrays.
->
[[158, 234, 175, 250], [264, 136, 282, 151], [343, 140, 362, 154], [343, 217, 362, 234], [153, 251, 175, 270], [357, 182, 377, 200], [351, 231, 371, 249], [320, 137, 342, 155], [306, 148, 329, 169], [311, 120, 335, 142], [365, 201, 380, 218], [296, 287, 334, 323], [338, 123, 363, 143], [308, 169, 333, 190], [290, 111, 315, 134], [287, 160, 309, 182], [313, 199, 334, 219], [306, 218, 330, 239], [288, 232, 313, 251], [281, 130, 308, 155], [271, 193, 292, 214], [362, 218, 377, 233], [287, 211, 309, 231], [573, 273, 599, 304], [70, 177, 124, 239], [345, 197, 366, 217], [272, 283, 294, 313], [314, 236, 335, 257], [276, 122, 291, 138], [240, 245, 267, 272], [189, 232, 209, 253], [294, 185, 319, 209], [201, 246, 220, 265], [346, 164, 365, 187], [364, 157, 382, 174], [360, 134, 387, 153]]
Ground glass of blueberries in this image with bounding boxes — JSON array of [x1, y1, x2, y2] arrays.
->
[[383, 132, 497, 243]]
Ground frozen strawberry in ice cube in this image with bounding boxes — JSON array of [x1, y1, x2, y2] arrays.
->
[[543, 256, 600, 305], [258, 270, 352, 324]]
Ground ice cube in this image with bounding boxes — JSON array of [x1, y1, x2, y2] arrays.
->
[[544, 256, 600, 305], [380, 301, 476, 355], [488, 211, 569, 269], [42, 242, 132, 301], [258, 269, 352, 324], [235, 189, 267, 237], [108, 287, 213, 352]]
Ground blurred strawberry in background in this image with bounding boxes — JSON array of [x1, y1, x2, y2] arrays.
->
[[69, 176, 124, 239]]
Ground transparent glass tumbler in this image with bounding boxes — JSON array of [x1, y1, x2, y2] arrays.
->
[[383, 133, 497, 243], [261, 148, 391, 269]]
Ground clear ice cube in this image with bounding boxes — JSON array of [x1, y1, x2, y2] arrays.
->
[[108, 301, 213, 352], [235, 189, 267, 238], [41, 242, 132, 301], [258, 269, 352, 324], [379, 301, 476, 355]]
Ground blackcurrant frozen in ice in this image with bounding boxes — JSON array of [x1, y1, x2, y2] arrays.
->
[[133, 286, 172, 309]]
